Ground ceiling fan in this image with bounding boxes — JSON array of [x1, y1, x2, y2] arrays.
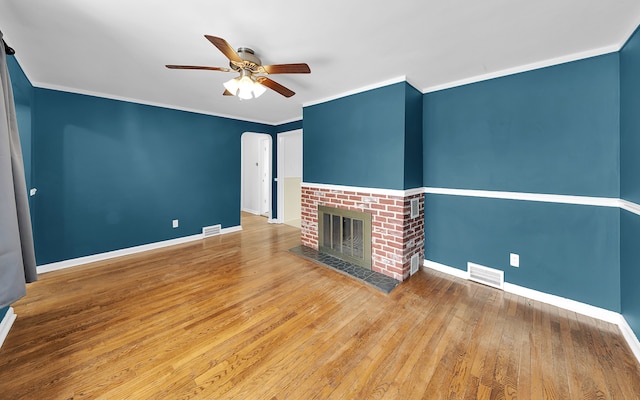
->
[[166, 35, 310, 99]]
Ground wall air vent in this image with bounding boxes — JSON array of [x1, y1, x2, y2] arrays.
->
[[410, 253, 420, 275], [202, 224, 222, 238], [410, 198, 420, 219], [467, 262, 504, 290]]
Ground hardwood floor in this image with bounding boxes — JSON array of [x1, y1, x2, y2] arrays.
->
[[1, 213, 639, 399]]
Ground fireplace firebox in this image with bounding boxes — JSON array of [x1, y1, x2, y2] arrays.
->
[[318, 205, 372, 269]]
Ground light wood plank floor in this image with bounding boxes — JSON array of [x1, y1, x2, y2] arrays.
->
[[1, 213, 639, 399]]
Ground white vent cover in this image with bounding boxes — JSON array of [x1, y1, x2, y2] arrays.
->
[[410, 253, 420, 275], [467, 262, 504, 289], [410, 198, 420, 218], [202, 224, 222, 238]]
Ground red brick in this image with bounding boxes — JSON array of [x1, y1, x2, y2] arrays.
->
[[386, 265, 403, 274], [386, 218, 403, 226]]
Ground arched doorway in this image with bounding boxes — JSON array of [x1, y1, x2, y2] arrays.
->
[[241, 132, 272, 220]]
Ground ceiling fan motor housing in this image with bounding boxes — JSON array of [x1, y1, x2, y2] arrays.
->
[[231, 47, 262, 72]]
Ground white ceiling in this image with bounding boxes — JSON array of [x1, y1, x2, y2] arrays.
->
[[1, 1, 639, 125]]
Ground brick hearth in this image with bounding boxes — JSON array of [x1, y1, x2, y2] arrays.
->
[[301, 184, 424, 281]]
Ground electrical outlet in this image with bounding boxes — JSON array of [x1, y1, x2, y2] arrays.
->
[[510, 253, 519, 268], [172, 219, 179, 228]]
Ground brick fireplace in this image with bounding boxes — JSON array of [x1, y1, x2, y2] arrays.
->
[[301, 183, 424, 281]]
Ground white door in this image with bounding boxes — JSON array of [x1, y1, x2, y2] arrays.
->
[[260, 139, 271, 216], [277, 130, 302, 227], [241, 132, 272, 218]]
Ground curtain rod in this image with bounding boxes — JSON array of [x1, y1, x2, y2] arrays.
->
[[3, 39, 15, 55]]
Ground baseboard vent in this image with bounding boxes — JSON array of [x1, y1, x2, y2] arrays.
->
[[410, 253, 420, 275], [468, 262, 504, 289], [202, 224, 222, 238]]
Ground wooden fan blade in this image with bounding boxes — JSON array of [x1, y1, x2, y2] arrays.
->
[[261, 63, 310, 74], [204, 35, 243, 63], [256, 77, 295, 98], [166, 65, 231, 72], [223, 89, 234, 96]]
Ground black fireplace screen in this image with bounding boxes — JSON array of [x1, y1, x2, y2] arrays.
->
[[318, 205, 372, 269]]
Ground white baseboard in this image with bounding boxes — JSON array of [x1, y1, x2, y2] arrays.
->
[[242, 208, 261, 215], [221, 225, 242, 235], [423, 259, 640, 365], [619, 315, 640, 364], [0, 307, 17, 349], [424, 260, 469, 280], [37, 225, 242, 274], [503, 282, 620, 324]]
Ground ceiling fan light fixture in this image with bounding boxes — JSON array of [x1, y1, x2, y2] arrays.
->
[[223, 77, 240, 95], [253, 82, 267, 98], [224, 72, 266, 99], [237, 75, 256, 100]]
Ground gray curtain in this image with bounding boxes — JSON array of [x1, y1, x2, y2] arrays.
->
[[0, 30, 37, 308]]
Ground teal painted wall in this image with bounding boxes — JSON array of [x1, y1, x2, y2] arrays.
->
[[404, 83, 423, 189], [424, 54, 620, 197], [620, 26, 640, 338], [425, 194, 620, 311], [303, 82, 409, 190], [275, 120, 302, 133], [621, 27, 640, 204], [31, 89, 272, 264], [621, 210, 640, 334], [423, 54, 622, 312]]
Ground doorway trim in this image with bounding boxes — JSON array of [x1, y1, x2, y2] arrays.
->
[[241, 132, 272, 220], [276, 129, 302, 224]]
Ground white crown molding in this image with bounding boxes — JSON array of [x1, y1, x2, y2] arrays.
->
[[404, 77, 421, 93], [619, 19, 640, 51], [274, 116, 303, 126], [423, 259, 640, 365], [422, 45, 619, 94], [30, 82, 276, 126], [7, 54, 35, 85], [36, 225, 241, 274], [303, 76, 407, 108], [0, 307, 17, 350], [302, 182, 423, 198]]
